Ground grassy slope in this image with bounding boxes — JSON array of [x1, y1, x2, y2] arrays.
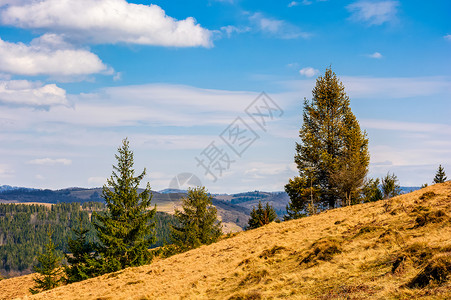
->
[[3, 183, 451, 300]]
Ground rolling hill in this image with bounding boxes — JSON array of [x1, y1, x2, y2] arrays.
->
[[0, 187, 250, 232], [2, 182, 450, 299]]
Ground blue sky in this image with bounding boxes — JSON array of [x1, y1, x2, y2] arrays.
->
[[0, 0, 450, 193]]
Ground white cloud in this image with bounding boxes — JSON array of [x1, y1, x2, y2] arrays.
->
[[0, 164, 14, 179], [0, 0, 212, 47], [444, 34, 451, 41], [361, 119, 451, 135], [340, 76, 451, 99], [220, 25, 251, 38], [0, 80, 68, 107], [0, 84, 263, 128], [249, 12, 310, 39], [88, 176, 106, 186], [288, 1, 300, 7], [299, 67, 319, 77], [347, 1, 399, 25], [28, 158, 72, 165], [0, 34, 110, 77], [367, 52, 383, 59]]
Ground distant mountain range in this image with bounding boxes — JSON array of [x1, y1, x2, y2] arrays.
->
[[0, 185, 36, 193], [0, 185, 422, 226]]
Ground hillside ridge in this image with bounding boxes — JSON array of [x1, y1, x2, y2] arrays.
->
[[2, 183, 450, 299]]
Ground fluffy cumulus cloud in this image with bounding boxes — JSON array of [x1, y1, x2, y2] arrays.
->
[[28, 158, 72, 165], [0, 34, 110, 76], [0, 80, 67, 106], [299, 67, 319, 77], [0, 0, 212, 47], [347, 0, 399, 25]]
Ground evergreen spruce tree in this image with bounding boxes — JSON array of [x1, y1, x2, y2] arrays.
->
[[285, 67, 369, 215], [381, 173, 401, 199], [29, 229, 63, 294], [433, 165, 447, 183], [92, 138, 156, 273], [171, 187, 222, 251], [247, 201, 277, 230], [64, 218, 102, 283]]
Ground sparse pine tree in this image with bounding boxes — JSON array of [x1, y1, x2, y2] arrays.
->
[[433, 165, 447, 184], [361, 178, 383, 203], [92, 138, 156, 273], [381, 173, 401, 199], [171, 187, 222, 251], [248, 201, 277, 230], [29, 229, 63, 294], [286, 67, 369, 214]]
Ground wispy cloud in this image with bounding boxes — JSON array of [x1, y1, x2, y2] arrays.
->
[[347, 1, 399, 26], [0, 80, 68, 107], [0, 164, 14, 179], [220, 25, 251, 38], [299, 67, 319, 77], [0, 34, 110, 77], [361, 119, 451, 134], [0, 0, 212, 47], [249, 12, 310, 39], [444, 34, 451, 41], [340, 76, 451, 99], [28, 158, 72, 166], [366, 52, 383, 59]]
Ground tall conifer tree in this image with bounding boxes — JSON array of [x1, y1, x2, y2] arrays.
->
[[285, 67, 369, 216], [92, 138, 156, 272]]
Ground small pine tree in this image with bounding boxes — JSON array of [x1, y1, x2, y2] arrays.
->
[[433, 165, 447, 183], [29, 229, 63, 294], [248, 201, 278, 230], [381, 173, 401, 199], [362, 178, 383, 203], [171, 187, 222, 251], [92, 138, 156, 273], [64, 219, 102, 283]]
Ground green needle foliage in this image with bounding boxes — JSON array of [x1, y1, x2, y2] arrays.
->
[[29, 229, 63, 294], [381, 173, 402, 199], [247, 201, 278, 230], [286, 67, 369, 217], [171, 187, 222, 251], [362, 178, 383, 203], [64, 218, 102, 283], [92, 138, 156, 273], [433, 165, 447, 184]]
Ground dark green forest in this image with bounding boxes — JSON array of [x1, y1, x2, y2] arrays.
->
[[0, 202, 177, 278]]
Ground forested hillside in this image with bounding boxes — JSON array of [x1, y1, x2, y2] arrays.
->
[[0, 203, 177, 278]]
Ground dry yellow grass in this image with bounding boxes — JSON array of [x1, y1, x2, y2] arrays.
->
[[3, 182, 451, 300]]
